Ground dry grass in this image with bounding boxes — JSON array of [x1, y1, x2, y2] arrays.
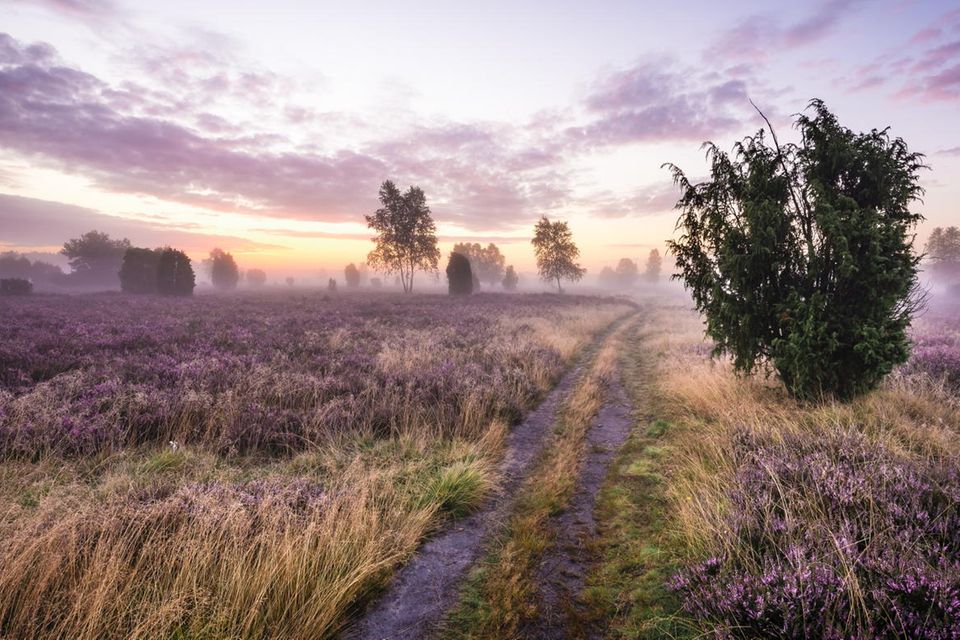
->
[[648, 301, 960, 635], [444, 317, 632, 639], [0, 298, 632, 640]]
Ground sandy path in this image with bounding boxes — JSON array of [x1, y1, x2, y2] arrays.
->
[[342, 326, 622, 640], [524, 373, 635, 639]]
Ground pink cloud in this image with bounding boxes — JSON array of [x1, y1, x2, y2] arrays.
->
[[0, 193, 280, 253]]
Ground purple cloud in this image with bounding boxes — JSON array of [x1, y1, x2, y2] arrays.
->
[[582, 180, 683, 219], [707, 0, 865, 62], [568, 61, 752, 146]]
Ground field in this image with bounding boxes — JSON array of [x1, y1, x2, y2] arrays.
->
[[1, 290, 958, 639], [0, 291, 632, 639]]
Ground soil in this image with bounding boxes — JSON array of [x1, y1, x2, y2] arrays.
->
[[342, 333, 610, 640], [523, 374, 636, 640]]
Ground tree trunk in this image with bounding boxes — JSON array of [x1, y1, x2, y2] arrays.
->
[[556, 275, 562, 294]]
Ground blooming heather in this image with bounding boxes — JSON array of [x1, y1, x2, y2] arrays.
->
[[0, 292, 626, 457], [670, 428, 960, 639]]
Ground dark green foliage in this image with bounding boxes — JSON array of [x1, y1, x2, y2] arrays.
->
[[446, 252, 474, 295], [344, 263, 361, 288], [156, 249, 195, 296], [502, 265, 518, 291], [667, 100, 925, 400], [119, 248, 161, 294], [0, 278, 32, 295], [120, 247, 194, 296]]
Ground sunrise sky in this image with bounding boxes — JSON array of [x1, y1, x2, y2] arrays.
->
[[1, 0, 959, 279]]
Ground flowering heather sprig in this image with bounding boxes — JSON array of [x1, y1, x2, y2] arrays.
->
[[670, 428, 960, 639]]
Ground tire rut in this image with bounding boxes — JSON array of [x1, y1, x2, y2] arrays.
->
[[341, 318, 631, 640], [524, 371, 637, 640]]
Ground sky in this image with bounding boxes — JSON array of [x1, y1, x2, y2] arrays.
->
[[1, 0, 959, 279]]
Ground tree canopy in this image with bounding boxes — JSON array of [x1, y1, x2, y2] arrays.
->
[[645, 249, 662, 282], [206, 248, 240, 290], [531, 216, 585, 294], [502, 265, 519, 291], [925, 226, 960, 283], [61, 230, 130, 287], [365, 181, 439, 293], [667, 99, 925, 400]]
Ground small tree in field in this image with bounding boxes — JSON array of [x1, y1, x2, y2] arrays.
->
[[119, 248, 161, 294], [365, 180, 440, 293], [344, 263, 361, 288], [645, 249, 662, 282], [925, 226, 960, 283], [667, 100, 925, 400], [616, 258, 639, 285], [246, 269, 267, 287], [207, 248, 240, 290], [531, 216, 585, 293], [452, 242, 506, 286], [502, 265, 519, 291], [446, 252, 474, 295], [328, 278, 337, 292]]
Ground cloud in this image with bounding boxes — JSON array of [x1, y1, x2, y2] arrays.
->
[[936, 146, 960, 156], [4, 0, 118, 18], [567, 60, 753, 147], [707, 0, 865, 62], [0, 192, 280, 253], [581, 180, 682, 219]]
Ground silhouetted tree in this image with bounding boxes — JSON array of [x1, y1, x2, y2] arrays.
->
[[246, 268, 267, 287], [645, 249, 662, 283], [157, 248, 195, 296], [61, 230, 130, 288], [365, 180, 440, 293], [532, 216, 586, 293], [0, 278, 32, 295], [207, 248, 240, 290], [328, 278, 337, 292], [926, 226, 960, 283], [616, 258, 639, 285], [344, 263, 361, 288], [598, 266, 618, 286], [119, 248, 161, 294], [452, 242, 506, 286], [667, 100, 925, 400], [0, 252, 64, 287], [502, 265, 519, 291], [446, 252, 474, 295]]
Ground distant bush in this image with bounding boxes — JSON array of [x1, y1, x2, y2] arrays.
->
[[156, 249, 195, 296], [446, 252, 473, 295], [246, 268, 267, 287], [120, 247, 194, 296], [0, 278, 32, 295], [119, 248, 161, 294], [328, 278, 337, 292], [370, 277, 382, 289], [285, 277, 295, 287], [502, 265, 518, 291], [344, 263, 361, 288]]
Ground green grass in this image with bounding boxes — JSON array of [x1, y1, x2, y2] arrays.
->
[[581, 323, 695, 639]]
